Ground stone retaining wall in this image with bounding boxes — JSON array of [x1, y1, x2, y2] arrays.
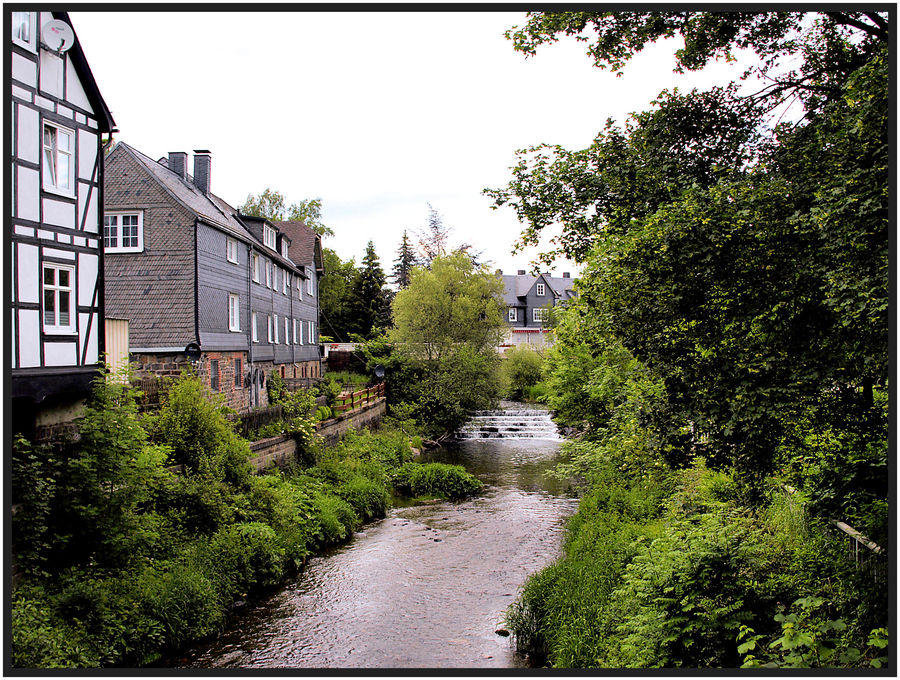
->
[[248, 397, 386, 473]]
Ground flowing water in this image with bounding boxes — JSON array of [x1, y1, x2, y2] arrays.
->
[[170, 403, 576, 669]]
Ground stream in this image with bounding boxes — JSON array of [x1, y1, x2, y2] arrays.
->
[[170, 404, 576, 669]]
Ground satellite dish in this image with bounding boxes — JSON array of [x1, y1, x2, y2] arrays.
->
[[374, 365, 385, 379], [184, 342, 202, 362], [41, 19, 75, 53]]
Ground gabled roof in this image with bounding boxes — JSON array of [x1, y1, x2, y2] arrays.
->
[[115, 142, 255, 243], [56, 12, 115, 133], [500, 272, 577, 306], [277, 220, 324, 274], [112, 142, 305, 273]]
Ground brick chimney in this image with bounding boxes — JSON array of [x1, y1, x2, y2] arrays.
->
[[517, 269, 526, 275], [168, 151, 187, 180], [193, 150, 211, 194], [562, 272, 571, 278]]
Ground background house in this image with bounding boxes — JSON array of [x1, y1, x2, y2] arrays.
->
[[498, 269, 577, 350], [102, 142, 322, 411], [9, 11, 115, 439]]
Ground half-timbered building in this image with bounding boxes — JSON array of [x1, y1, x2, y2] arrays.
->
[[10, 11, 115, 437]]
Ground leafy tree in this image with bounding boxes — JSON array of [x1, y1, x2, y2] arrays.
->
[[318, 247, 357, 341], [391, 252, 505, 362], [239, 188, 333, 236], [391, 230, 418, 289], [369, 252, 506, 436], [348, 241, 392, 339], [487, 11, 889, 492]]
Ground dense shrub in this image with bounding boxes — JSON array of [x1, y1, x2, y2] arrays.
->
[[391, 462, 483, 499], [148, 373, 251, 486], [337, 475, 390, 522], [500, 345, 545, 401], [203, 522, 286, 596]]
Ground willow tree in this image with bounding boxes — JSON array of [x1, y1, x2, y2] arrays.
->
[[376, 252, 506, 436]]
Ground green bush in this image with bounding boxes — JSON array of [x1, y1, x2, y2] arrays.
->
[[391, 462, 483, 499], [203, 522, 286, 597], [337, 475, 390, 522], [12, 588, 97, 668], [500, 345, 545, 401], [312, 493, 359, 545], [148, 373, 251, 486]]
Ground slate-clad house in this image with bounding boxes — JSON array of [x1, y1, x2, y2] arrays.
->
[[499, 270, 577, 349], [102, 142, 322, 411], [10, 11, 116, 437]]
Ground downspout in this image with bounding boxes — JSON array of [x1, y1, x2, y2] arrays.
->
[[247, 242, 253, 370], [193, 218, 200, 346]]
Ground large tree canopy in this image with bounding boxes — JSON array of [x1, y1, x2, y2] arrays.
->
[[488, 11, 889, 486]]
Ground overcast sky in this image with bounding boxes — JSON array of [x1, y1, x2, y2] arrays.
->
[[70, 10, 752, 278]]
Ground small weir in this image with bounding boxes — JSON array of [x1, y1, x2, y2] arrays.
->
[[456, 404, 560, 441]]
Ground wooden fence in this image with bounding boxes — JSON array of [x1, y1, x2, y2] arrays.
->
[[333, 383, 385, 413]]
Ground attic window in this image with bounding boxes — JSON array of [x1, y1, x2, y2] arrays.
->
[[264, 225, 277, 250], [536, 283, 545, 296], [281, 240, 289, 258]]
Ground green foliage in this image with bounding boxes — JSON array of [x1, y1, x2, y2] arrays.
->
[[319, 247, 357, 341], [372, 256, 507, 437], [11, 589, 96, 668], [390, 462, 483, 499], [148, 373, 251, 486], [239, 188, 332, 236], [739, 600, 889, 669], [203, 522, 286, 595], [500, 345, 545, 401]]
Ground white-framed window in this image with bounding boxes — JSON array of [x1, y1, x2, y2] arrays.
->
[[264, 225, 277, 250], [307, 320, 315, 344], [281, 239, 289, 258], [293, 318, 298, 344], [267, 315, 273, 343], [226, 237, 239, 264], [43, 122, 75, 196], [265, 260, 272, 288], [283, 272, 288, 295], [12, 12, 36, 51], [536, 283, 545, 296], [508, 308, 517, 322], [284, 317, 289, 343], [298, 319, 304, 345], [533, 307, 548, 323], [306, 273, 314, 296], [228, 293, 240, 332], [104, 212, 144, 253], [274, 314, 280, 344], [251, 312, 259, 342], [251, 253, 260, 282], [42, 263, 75, 333], [297, 277, 302, 300]]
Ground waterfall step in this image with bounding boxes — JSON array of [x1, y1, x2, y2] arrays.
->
[[457, 405, 560, 441]]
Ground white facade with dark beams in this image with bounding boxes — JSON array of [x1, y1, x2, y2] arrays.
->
[[9, 11, 115, 437]]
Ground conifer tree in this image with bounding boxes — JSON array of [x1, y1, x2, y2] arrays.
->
[[391, 230, 418, 289]]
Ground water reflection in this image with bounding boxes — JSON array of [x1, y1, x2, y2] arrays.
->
[[172, 433, 576, 669]]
